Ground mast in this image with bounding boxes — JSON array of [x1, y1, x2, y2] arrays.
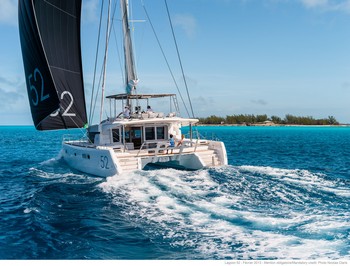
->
[[100, 0, 112, 123], [120, 0, 139, 109]]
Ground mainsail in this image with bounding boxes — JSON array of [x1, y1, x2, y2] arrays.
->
[[120, 0, 138, 95], [19, 0, 87, 130]]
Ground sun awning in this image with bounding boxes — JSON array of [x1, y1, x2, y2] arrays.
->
[[106, 93, 176, 100]]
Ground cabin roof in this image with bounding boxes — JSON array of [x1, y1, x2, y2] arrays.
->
[[106, 93, 176, 100], [100, 117, 199, 127]]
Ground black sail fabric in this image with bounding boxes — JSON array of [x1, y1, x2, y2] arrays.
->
[[18, 0, 60, 128], [19, 0, 87, 130]]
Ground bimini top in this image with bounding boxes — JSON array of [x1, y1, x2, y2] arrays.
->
[[106, 93, 176, 100]]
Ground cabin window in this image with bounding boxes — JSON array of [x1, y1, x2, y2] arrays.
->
[[133, 128, 142, 138], [112, 129, 121, 143], [82, 154, 90, 160], [145, 127, 155, 140], [125, 129, 130, 141], [156, 126, 165, 140]]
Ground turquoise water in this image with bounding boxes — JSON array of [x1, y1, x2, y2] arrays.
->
[[0, 125, 349, 259]]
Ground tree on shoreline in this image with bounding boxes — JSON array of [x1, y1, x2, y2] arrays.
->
[[198, 114, 339, 125]]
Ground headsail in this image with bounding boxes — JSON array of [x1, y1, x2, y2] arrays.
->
[[120, 0, 138, 95], [19, 0, 87, 130]]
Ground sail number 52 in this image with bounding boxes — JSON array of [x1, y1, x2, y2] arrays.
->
[[28, 68, 49, 106], [100, 156, 109, 169], [50, 91, 76, 117]]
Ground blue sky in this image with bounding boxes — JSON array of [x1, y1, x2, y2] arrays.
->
[[1, 0, 350, 125]]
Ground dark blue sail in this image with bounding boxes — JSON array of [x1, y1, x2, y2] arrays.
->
[[19, 0, 87, 130]]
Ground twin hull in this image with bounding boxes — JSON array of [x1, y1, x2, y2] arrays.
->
[[61, 143, 118, 177], [60, 141, 227, 177]]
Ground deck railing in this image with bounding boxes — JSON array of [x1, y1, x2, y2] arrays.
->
[[63, 134, 86, 142], [136, 139, 204, 157], [136, 141, 168, 157]]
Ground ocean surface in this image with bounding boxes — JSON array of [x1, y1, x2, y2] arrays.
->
[[0, 125, 349, 260]]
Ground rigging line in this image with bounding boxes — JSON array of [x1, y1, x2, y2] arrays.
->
[[91, 1, 118, 123], [135, 20, 146, 75], [129, 0, 139, 78], [91, 55, 105, 123], [99, 0, 112, 124], [112, 23, 125, 87], [164, 0, 195, 118], [65, 113, 87, 137], [89, 0, 104, 125], [129, 0, 135, 71], [51, 108, 87, 136], [142, 3, 190, 118]]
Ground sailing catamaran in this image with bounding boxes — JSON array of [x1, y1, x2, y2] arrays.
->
[[18, 0, 228, 177]]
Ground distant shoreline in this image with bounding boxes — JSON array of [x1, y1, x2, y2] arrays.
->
[[197, 123, 350, 127], [1, 124, 350, 127]]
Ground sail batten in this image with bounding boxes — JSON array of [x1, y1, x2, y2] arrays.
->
[[49, 66, 81, 75], [19, 0, 87, 130], [42, 1, 78, 18]]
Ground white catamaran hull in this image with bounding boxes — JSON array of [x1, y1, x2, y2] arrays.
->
[[19, 0, 229, 178], [61, 139, 228, 177], [61, 143, 119, 177]]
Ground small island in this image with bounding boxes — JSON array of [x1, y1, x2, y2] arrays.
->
[[198, 114, 343, 126]]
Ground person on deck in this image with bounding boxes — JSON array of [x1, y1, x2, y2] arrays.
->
[[147, 105, 153, 112], [167, 134, 175, 154], [117, 106, 130, 119], [177, 134, 185, 147]]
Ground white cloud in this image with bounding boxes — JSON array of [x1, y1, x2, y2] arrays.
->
[[332, 0, 350, 13], [82, 0, 99, 23], [173, 14, 197, 39], [0, 0, 17, 26], [227, 0, 350, 14], [300, 0, 328, 8], [299, 0, 350, 13]]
